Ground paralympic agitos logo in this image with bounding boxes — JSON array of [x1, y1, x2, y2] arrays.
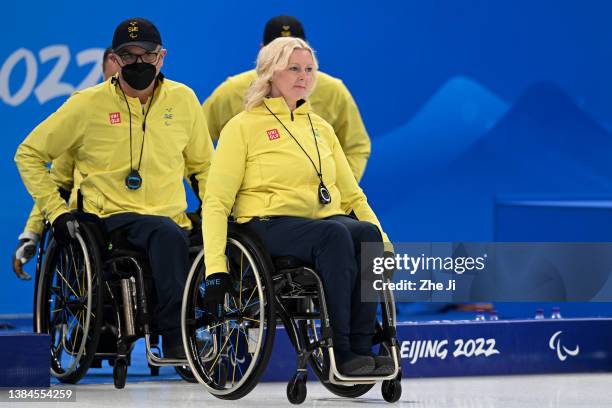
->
[[548, 331, 580, 361]]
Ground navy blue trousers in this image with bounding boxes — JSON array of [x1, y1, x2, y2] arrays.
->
[[103, 213, 190, 334], [247, 215, 383, 353]]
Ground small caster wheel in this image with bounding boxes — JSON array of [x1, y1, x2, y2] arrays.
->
[[175, 365, 198, 383], [113, 359, 128, 389], [149, 364, 160, 376], [381, 379, 401, 403], [287, 372, 307, 404]]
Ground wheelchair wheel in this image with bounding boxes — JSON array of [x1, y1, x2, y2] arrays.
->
[[381, 378, 402, 403], [35, 225, 104, 383], [113, 359, 128, 389], [287, 372, 307, 404], [298, 318, 374, 398], [182, 224, 276, 399]]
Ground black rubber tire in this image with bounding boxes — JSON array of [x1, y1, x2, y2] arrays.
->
[[32, 225, 51, 332], [287, 374, 307, 405], [381, 379, 402, 403], [175, 365, 198, 383], [149, 364, 160, 377], [113, 359, 128, 389]]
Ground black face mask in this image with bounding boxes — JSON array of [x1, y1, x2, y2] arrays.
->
[[121, 63, 157, 90]]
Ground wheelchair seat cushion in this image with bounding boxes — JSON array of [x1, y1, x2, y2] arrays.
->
[[273, 256, 320, 288], [106, 230, 150, 262], [273, 256, 307, 271], [71, 212, 140, 257]]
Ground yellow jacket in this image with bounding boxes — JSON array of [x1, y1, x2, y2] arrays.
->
[[23, 153, 81, 236], [15, 76, 213, 229], [203, 97, 389, 274], [202, 70, 371, 181], [23, 206, 46, 236]]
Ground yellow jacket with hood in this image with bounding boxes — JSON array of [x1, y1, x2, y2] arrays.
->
[[202, 70, 371, 181], [15, 75, 213, 230], [203, 97, 389, 274]]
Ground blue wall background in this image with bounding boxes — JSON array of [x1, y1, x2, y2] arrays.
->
[[3, 0, 612, 314]]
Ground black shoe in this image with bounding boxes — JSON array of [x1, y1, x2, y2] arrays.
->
[[162, 329, 186, 359], [335, 351, 375, 376], [372, 355, 395, 375], [353, 350, 395, 375]]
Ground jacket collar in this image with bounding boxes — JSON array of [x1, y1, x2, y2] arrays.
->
[[258, 96, 311, 116]]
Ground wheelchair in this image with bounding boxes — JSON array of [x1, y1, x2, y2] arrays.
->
[[33, 211, 200, 388], [181, 222, 402, 404]]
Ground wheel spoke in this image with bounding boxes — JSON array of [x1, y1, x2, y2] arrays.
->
[[55, 269, 81, 302], [240, 287, 258, 313], [207, 327, 235, 378], [50, 309, 63, 327], [202, 321, 227, 332], [65, 305, 86, 333], [70, 310, 81, 356], [68, 245, 82, 297], [238, 325, 259, 347], [231, 322, 240, 385], [228, 294, 240, 313]]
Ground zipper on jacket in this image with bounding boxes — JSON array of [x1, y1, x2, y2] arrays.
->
[[291, 111, 294, 121]]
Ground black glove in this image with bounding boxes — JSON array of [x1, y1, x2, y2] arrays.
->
[[203, 272, 231, 322], [52, 213, 79, 245]]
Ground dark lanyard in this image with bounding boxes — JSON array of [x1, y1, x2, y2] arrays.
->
[[263, 102, 323, 183], [116, 79, 156, 190], [263, 102, 332, 205]]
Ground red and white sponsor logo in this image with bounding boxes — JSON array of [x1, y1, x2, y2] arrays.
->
[[109, 112, 121, 124], [266, 128, 280, 140]]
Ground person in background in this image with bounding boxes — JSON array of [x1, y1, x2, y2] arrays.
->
[[12, 47, 119, 280], [202, 15, 371, 182]]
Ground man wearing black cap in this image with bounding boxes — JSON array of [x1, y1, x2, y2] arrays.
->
[[202, 15, 371, 182], [15, 17, 213, 358]]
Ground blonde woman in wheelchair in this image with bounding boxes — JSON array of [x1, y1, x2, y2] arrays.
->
[[189, 37, 400, 403]]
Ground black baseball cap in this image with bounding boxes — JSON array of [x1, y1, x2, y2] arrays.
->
[[112, 18, 162, 52], [263, 15, 306, 46]]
